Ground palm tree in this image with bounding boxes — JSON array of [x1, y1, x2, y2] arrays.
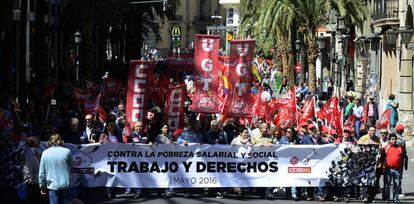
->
[[240, 0, 368, 94]]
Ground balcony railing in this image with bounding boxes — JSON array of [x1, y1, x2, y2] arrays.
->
[[372, 0, 399, 21]]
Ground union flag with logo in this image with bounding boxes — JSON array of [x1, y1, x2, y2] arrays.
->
[[224, 40, 256, 117], [189, 34, 224, 113]]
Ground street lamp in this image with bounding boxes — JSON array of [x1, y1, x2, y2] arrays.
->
[[74, 31, 82, 81], [384, 29, 398, 45], [316, 34, 326, 96], [400, 28, 414, 48], [316, 34, 326, 50]]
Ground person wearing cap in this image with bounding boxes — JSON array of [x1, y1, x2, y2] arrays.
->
[[335, 126, 357, 145], [326, 128, 337, 143], [395, 124, 408, 197], [203, 120, 229, 145], [302, 122, 324, 145], [365, 96, 379, 127]]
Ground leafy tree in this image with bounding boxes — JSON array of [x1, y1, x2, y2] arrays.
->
[[240, 0, 368, 94]]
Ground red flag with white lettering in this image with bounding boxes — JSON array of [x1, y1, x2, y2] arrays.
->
[[276, 86, 297, 111], [273, 107, 296, 127], [319, 96, 339, 122], [165, 84, 187, 136], [224, 40, 256, 117], [189, 35, 224, 113], [126, 60, 154, 126], [298, 96, 316, 125], [344, 114, 356, 129], [376, 109, 391, 129]]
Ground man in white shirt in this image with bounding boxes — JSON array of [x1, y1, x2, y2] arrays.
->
[[352, 98, 364, 139]]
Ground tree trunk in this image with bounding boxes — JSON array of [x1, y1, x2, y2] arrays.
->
[[288, 47, 295, 88], [299, 45, 307, 85], [307, 40, 317, 94]]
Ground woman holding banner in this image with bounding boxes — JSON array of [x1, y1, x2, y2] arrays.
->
[[230, 126, 252, 199], [154, 123, 175, 197]]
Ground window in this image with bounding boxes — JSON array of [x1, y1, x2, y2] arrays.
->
[[227, 8, 234, 24]]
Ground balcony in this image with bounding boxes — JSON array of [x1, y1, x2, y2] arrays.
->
[[372, 0, 399, 27]]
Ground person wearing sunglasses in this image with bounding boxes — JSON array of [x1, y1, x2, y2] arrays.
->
[[379, 129, 389, 147]]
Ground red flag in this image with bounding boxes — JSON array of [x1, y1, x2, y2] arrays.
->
[[319, 96, 339, 122], [126, 60, 154, 125], [252, 87, 265, 117], [266, 98, 280, 122], [82, 94, 101, 115], [148, 73, 166, 108], [298, 97, 316, 125], [344, 114, 356, 129], [189, 34, 224, 113], [376, 109, 391, 129], [97, 105, 107, 123], [330, 107, 343, 136], [41, 84, 56, 102], [273, 107, 296, 127], [361, 103, 369, 124], [275, 86, 296, 111], [165, 85, 187, 136]]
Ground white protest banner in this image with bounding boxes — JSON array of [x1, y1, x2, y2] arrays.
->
[[68, 143, 345, 188]]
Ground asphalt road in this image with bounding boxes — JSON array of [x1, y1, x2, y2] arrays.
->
[[85, 147, 414, 204]]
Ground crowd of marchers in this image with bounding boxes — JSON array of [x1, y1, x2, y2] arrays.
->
[[0, 58, 409, 204]]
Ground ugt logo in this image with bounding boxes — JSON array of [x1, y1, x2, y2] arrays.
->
[[202, 38, 215, 52], [236, 44, 250, 56]]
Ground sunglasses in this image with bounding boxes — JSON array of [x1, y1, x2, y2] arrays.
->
[[381, 132, 388, 135]]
